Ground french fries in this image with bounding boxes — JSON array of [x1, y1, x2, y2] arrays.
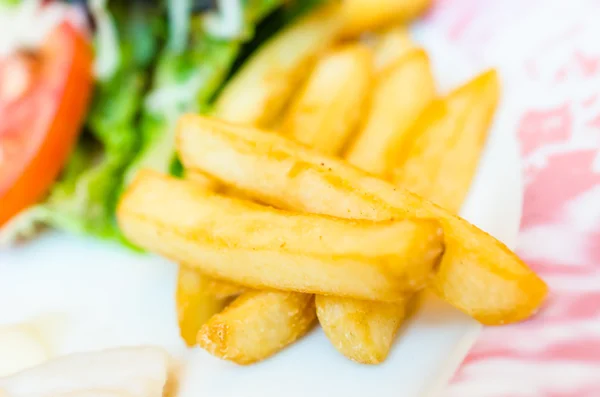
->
[[345, 48, 436, 176], [203, 41, 376, 361], [198, 291, 316, 365], [373, 26, 415, 74], [176, 170, 239, 346], [177, 115, 548, 325], [316, 70, 500, 364], [320, 50, 432, 362], [118, 170, 443, 302], [117, 5, 547, 365], [212, 4, 342, 127], [315, 295, 406, 363], [390, 69, 500, 212], [341, 0, 432, 37], [176, 266, 230, 346], [281, 44, 373, 155]]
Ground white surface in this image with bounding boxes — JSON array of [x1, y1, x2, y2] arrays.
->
[[0, 32, 523, 397]]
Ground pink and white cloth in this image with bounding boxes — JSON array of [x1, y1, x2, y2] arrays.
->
[[425, 0, 600, 396]]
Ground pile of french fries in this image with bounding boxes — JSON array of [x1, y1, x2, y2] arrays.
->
[[117, 0, 548, 365]]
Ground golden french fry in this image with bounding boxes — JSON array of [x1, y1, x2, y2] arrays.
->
[[198, 291, 316, 365], [204, 45, 375, 364], [281, 44, 373, 155], [118, 171, 443, 302], [212, 4, 341, 127], [345, 49, 436, 176], [373, 26, 415, 74], [176, 266, 230, 346], [319, 51, 431, 361], [176, 115, 548, 325], [177, 172, 222, 347], [177, 170, 240, 346], [391, 69, 500, 213], [315, 295, 405, 364], [316, 70, 498, 364], [341, 0, 432, 37]]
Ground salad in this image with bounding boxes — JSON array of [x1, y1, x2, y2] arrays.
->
[[0, 0, 319, 245]]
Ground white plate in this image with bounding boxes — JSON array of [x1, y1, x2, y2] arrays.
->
[[0, 28, 523, 397]]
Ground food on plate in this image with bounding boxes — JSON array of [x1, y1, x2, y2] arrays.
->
[[176, 115, 548, 325], [0, 0, 312, 243], [0, 22, 93, 227], [316, 70, 499, 364], [340, 0, 432, 37], [345, 48, 435, 176], [372, 26, 415, 73], [0, 0, 437, 245], [212, 3, 342, 127], [118, 170, 444, 301], [318, 50, 433, 361], [176, 266, 230, 347], [281, 43, 373, 154], [0, 346, 178, 397], [0, 0, 163, 240], [2, 0, 547, 369], [175, 171, 236, 346], [202, 43, 375, 359], [390, 69, 500, 212], [198, 291, 317, 365], [315, 295, 406, 364]]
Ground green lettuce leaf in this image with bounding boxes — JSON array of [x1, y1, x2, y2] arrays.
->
[[0, 0, 324, 246], [1, 2, 163, 244], [124, 0, 284, 183]]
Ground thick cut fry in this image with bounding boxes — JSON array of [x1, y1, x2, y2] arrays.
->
[[391, 69, 500, 212], [177, 115, 548, 325], [207, 48, 374, 364], [373, 26, 415, 74], [316, 71, 499, 364], [341, 0, 432, 37], [176, 266, 230, 346], [315, 295, 405, 364], [176, 171, 240, 346], [212, 4, 341, 127], [281, 44, 373, 155], [321, 51, 431, 361], [345, 49, 436, 176], [118, 171, 443, 302], [198, 291, 316, 365]]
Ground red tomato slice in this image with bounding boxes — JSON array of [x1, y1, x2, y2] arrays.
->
[[0, 22, 93, 226]]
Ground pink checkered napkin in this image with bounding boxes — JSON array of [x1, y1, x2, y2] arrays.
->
[[423, 1, 600, 396]]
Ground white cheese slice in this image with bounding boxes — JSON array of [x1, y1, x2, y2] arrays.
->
[[0, 347, 177, 397]]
